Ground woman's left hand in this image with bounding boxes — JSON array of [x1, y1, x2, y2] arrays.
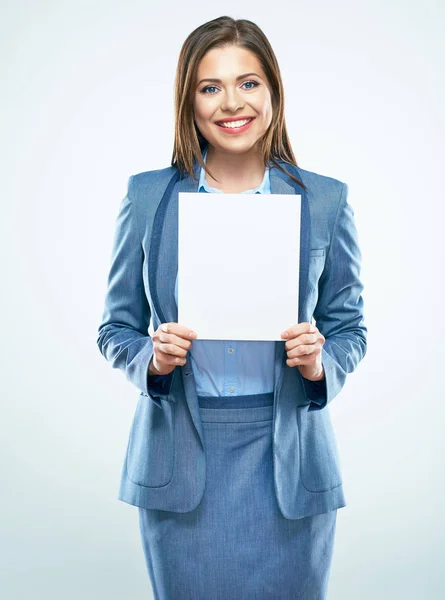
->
[[281, 322, 325, 382]]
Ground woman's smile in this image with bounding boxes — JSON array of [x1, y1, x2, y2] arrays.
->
[[214, 117, 255, 134]]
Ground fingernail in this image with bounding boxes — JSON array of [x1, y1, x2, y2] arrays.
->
[[282, 332, 288, 338], [189, 331, 197, 338]]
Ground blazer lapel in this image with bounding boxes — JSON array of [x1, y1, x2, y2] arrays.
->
[[269, 164, 310, 326], [268, 163, 311, 391], [148, 160, 200, 328]]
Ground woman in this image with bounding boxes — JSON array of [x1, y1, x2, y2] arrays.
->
[[97, 15, 367, 600]]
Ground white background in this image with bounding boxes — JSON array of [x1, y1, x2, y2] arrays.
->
[[1, 1, 444, 598]]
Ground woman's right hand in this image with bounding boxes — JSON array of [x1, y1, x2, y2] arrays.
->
[[148, 323, 198, 376]]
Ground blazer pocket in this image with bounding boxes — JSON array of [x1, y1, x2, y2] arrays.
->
[[310, 248, 325, 257], [297, 404, 343, 493], [126, 392, 175, 487]]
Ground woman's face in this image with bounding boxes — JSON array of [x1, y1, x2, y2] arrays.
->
[[193, 45, 273, 156]]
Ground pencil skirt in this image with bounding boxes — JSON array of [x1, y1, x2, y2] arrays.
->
[[138, 392, 337, 600]]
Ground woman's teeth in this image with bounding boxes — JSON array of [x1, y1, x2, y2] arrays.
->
[[217, 118, 252, 128]]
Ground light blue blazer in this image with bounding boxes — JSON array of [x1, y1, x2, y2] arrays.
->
[[97, 155, 367, 520]]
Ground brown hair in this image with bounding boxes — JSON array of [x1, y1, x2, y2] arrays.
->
[[171, 16, 307, 190]]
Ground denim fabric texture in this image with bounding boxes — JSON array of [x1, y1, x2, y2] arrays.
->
[[96, 145, 367, 519]]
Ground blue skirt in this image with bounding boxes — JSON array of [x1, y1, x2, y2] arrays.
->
[[138, 393, 337, 600]]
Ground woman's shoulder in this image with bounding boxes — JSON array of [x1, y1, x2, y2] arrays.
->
[[130, 165, 177, 189], [286, 164, 348, 222], [292, 164, 346, 197]]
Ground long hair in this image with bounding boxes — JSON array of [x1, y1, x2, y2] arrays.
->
[[171, 16, 307, 190]]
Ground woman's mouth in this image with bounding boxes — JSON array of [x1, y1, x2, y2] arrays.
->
[[214, 117, 255, 134]]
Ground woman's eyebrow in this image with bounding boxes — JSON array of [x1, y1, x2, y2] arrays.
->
[[197, 72, 261, 86]]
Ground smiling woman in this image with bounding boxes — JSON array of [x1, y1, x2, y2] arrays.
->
[[171, 18, 309, 194], [97, 13, 367, 600]]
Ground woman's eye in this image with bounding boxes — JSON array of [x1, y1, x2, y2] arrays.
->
[[242, 80, 259, 90], [201, 81, 259, 94], [201, 85, 218, 94]]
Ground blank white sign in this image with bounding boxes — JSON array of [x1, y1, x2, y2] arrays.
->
[[178, 192, 301, 341]]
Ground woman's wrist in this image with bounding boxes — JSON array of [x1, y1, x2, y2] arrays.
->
[[148, 357, 162, 376]]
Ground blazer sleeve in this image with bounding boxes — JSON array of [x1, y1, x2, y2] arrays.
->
[[96, 175, 174, 409], [302, 182, 368, 411]]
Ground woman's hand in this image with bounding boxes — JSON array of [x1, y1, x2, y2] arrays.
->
[[149, 323, 198, 376], [281, 322, 325, 382]]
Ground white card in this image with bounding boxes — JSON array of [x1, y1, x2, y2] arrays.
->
[[178, 192, 301, 341]]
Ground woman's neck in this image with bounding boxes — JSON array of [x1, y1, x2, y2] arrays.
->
[[204, 146, 266, 193]]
